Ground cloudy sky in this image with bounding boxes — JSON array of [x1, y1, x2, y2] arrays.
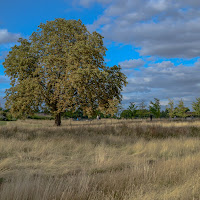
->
[[0, 0, 200, 109]]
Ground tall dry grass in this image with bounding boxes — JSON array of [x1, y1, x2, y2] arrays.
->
[[0, 119, 200, 199]]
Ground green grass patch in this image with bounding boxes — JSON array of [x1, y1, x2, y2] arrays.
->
[[0, 121, 7, 126]]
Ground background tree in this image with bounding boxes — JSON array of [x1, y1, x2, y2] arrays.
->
[[0, 103, 2, 111], [175, 99, 189, 118], [120, 102, 138, 119], [120, 110, 132, 119], [137, 100, 148, 118], [3, 19, 127, 126], [0, 103, 4, 121], [167, 99, 175, 118], [128, 102, 138, 118], [115, 104, 123, 118], [149, 98, 161, 118], [160, 108, 169, 118], [192, 97, 200, 117]]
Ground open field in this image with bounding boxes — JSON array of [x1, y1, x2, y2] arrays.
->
[[1, 119, 200, 199]]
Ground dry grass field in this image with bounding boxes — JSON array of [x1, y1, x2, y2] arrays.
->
[[1, 119, 200, 199]]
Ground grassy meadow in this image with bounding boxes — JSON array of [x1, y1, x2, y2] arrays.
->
[[0, 119, 200, 199]]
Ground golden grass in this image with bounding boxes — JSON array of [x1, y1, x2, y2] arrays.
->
[[8, 118, 200, 128], [0, 119, 200, 199]]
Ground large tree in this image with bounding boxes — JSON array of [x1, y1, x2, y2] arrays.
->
[[3, 19, 127, 126]]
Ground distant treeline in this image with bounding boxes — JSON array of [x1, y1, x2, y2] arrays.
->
[[1, 97, 200, 121], [0, 106, 115, 121], [120, 98, 200, 119]]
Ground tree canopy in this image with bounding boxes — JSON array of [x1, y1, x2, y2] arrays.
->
[[3, 18, 127, 126]]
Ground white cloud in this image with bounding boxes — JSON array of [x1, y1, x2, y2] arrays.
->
[[147, 0, 168, 11], [121, 59, 200, 108], [119, 59, 145, 69], [0, 29, 20, 44], [78, 0, 112, 7], [86, 0, 200, 58]]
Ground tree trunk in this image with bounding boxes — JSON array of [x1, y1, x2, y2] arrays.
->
[[55, 113, 61, 126]]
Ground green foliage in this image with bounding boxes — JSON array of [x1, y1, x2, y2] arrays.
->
[[137, 101, 149, 118], [167, 99, 175, 118], [175, 99, 189, 118], [120, 101, 151, 119], [120, 109, 133, 119], [149, 98, 161, 118], [0, 109, 15, 121], [63, 108, 89, 119], [5, 112, 15, 121], [192, 97, 200, 116], [3, 19, 127, 126], [160, 109, 169, 118], [128, 102, 138, 118], [120, 102, 138, 119]]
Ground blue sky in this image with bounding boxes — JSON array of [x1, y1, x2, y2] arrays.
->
[[1, 0, 200, 109]]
